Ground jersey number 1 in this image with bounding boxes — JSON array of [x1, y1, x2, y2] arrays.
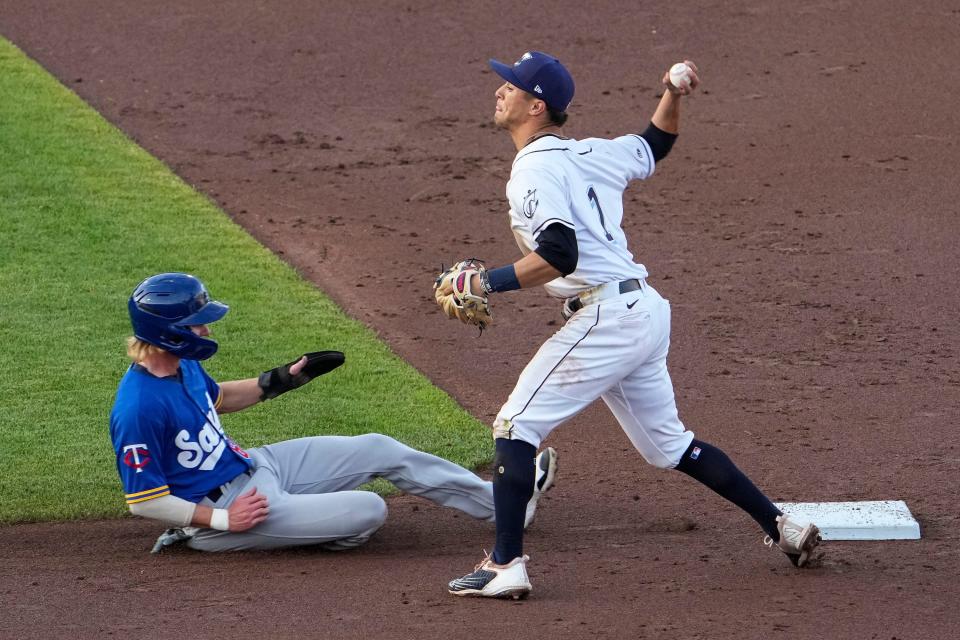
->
[[587, 186, 614, 241]]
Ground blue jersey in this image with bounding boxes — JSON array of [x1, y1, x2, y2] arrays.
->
[[109, 359, 253, 505]]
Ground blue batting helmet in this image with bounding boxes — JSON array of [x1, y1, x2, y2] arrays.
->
[[128, 273, 229, 360]]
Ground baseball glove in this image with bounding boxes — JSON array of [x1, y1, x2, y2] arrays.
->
[[258, 351, 346, 400], [433, 259, 493, 330]]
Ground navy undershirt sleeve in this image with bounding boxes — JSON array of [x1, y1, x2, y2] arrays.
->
[[534, 222, 578, 276], [639, 122, 678, 162]]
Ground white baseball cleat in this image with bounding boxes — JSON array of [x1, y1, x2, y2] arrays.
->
[[524, 447, 558, 529], [448, 553, 532, 599], [764, 514, 822, 567]]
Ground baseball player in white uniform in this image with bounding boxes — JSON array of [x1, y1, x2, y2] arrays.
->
[[111, 272, 557, 553], [441, 52, 821, 599]]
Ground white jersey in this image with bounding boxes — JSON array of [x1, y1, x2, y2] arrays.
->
[[505, 133, 654, 299]]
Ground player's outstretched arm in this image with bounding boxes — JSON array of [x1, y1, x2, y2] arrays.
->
[[433, 252, 564, 331], [458, 250, 565, 299], [218, 351, 346, 412], [483, 251, 563, 291], [470, 223, 573, 295], [218, 377, 264, 413]]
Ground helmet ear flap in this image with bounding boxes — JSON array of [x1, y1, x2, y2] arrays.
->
[[127, 273, 226, 360], [153, 324, 219, 360]]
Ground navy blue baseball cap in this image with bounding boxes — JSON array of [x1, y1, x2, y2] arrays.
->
[[489, 51, 575, 112]]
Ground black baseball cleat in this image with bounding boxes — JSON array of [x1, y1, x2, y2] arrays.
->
[[764, 514, 822, 567], [524, 447, 558, 529], [448, 553, 532, 599]]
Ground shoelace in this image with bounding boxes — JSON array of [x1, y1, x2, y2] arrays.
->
[[473, 549, 494, 572]]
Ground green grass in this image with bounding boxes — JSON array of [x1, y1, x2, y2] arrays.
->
[[0, 38, 491, 524]]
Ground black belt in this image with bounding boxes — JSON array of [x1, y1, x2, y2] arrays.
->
[[205, 469, 252, 504], [566, 279, 643, 314]]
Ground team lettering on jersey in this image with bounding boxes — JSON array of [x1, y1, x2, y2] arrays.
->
[[505, 135, 652, 299], [173, 392, 249, 471]]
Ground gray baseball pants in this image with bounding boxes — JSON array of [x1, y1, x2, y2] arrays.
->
[[188, 434, 495, 552]]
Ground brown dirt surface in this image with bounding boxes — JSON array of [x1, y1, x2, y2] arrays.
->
[[2, 1, 959, 638]]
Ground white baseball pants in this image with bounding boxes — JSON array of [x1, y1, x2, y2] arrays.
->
[[493, 283, 694, 469]]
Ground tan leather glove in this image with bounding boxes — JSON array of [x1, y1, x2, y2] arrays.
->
[[433, 259, 493, 331]]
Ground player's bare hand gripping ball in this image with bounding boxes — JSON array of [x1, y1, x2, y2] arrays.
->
[[664, 60, 700, 95], [226, 487, 270, 531]]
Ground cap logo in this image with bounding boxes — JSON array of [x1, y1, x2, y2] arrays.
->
[[516, 52, 533, 66], [533, 84, 543, 94]]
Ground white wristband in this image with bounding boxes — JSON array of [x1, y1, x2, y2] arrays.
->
[[209, 508, 230, 531]]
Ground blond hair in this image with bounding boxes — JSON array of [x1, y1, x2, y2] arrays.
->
[[126, 336, 166, 363]]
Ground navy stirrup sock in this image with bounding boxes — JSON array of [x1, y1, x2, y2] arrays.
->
[[492, 438, 537, 565], [674, 439, 782, 541]]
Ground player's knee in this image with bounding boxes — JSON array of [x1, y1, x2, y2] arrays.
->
[[354, 433, 402, 459], [355, 432, 402, 451], [492, 417, 513, 440], [356, 433, 413, 467], [648, 455, 677, 470], [355, 432, 391, 446], [356, 492, 388, 533], [639, 434, 693, 469]]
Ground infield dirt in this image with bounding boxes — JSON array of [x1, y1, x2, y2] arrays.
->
[[1, 1, 959, 638]]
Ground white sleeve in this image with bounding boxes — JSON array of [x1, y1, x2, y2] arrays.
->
[[128, 494, 197, 526], [603, 135, 656, 181], [507, 167, 572, 240]]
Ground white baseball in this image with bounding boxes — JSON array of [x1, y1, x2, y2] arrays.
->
[[669, 62, 691, 91]]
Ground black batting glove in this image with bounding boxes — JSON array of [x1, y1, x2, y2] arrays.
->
[[258, 351, 345, 400]]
